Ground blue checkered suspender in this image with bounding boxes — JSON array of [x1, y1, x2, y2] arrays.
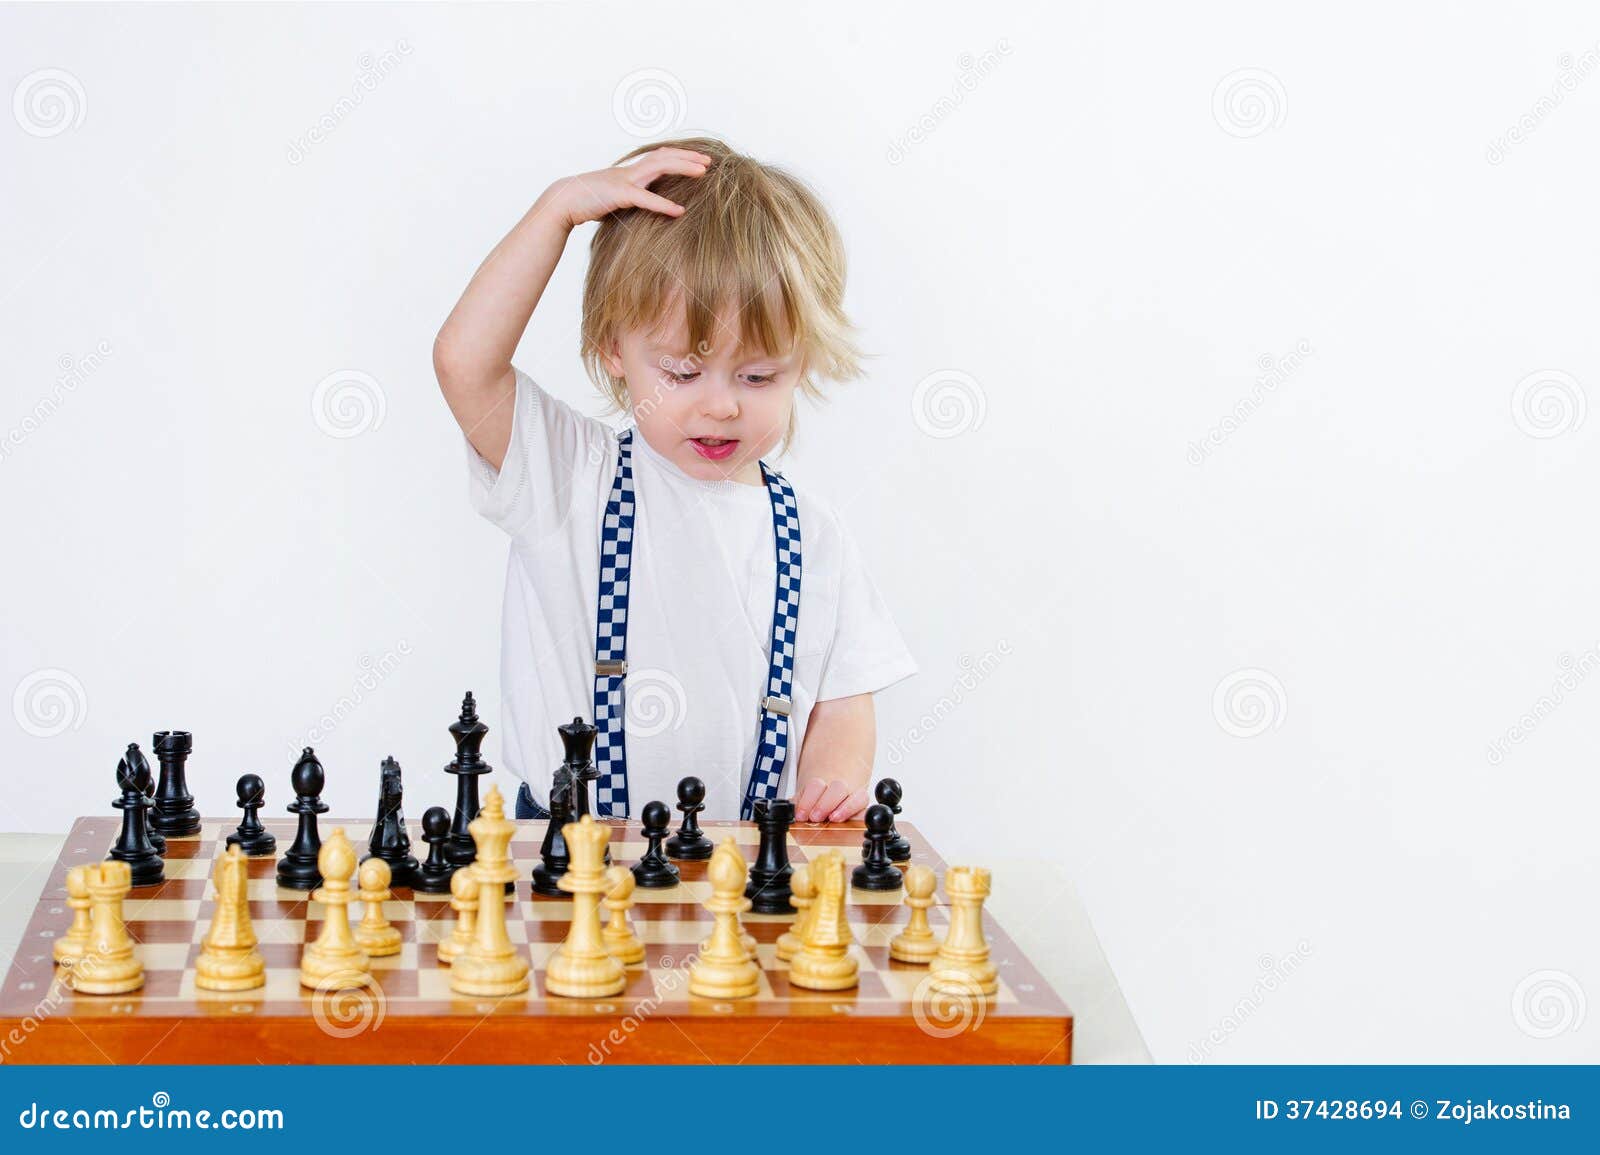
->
[[591, 428, 803, 819]]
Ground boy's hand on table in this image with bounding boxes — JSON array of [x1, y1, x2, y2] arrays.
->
[[793, 778, 871, 824]]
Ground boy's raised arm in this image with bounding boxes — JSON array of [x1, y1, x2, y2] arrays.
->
[[432, 147, 711, 471]]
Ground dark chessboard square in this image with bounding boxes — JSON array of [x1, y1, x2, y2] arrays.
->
[[526, 921, 573, 943], [160, 837, 208, 860], [139, 880, 207, 901], [125, 920, 196, 944], [368, 970, 418, 999], [140, 969, 183, 998]]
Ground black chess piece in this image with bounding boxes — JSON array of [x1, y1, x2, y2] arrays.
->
[[531, 767, 575, 897], [563, 717, 599, 817], [443, 692, 492, 866], [125, 744, 164, 854], [664, 776, 713, 860], [108, 751, 164, 887], [413, 806, 457, 894], [875, 778, 912, 862], [363, 756, 419, 888], [746, 798, 795, 913], [559, 717, 609, 862], [276, 748, 327, 890], [852, 804, 904, 891], [150, 729, 202, 837], [226, 773, 276, 856], [630, 800, 680, 889]]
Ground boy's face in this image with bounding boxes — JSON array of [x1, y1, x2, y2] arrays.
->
[[603, 309, 799, 486]]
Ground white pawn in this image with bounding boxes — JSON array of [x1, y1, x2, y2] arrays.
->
[[602, 865, 645, 966], [438, 865, 477, 964], [354, 858, 401, 957]]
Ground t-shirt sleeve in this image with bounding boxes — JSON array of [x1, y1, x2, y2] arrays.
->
[[463, 367, 611, 539], [815, 513, 919, 702]]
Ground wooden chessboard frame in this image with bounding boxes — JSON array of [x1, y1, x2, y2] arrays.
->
[[0, 817, 1072, 1064]]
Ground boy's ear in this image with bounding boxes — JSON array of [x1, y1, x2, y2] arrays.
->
[[600, 338, 625, 380]]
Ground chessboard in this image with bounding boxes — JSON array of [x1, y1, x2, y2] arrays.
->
[[0, 816, 1072, 1065]]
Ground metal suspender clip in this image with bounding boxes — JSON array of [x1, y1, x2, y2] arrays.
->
[[595, 659, 628, 677], [760, 695, 792, 717]]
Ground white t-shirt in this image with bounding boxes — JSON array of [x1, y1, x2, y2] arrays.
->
[[464, 368, 918, 819]]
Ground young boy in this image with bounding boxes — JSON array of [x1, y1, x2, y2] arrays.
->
[[433, 138, 916, 823]]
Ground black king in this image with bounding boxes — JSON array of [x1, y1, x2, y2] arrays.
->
[[443, 691, 492, 866]]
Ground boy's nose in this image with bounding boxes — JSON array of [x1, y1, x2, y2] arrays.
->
[[699, 379, 740, 419]]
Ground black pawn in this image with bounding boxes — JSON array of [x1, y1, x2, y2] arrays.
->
[[276, 747, 327, 890], [151, 729, 201, 837], [560, 717, 608, 862], [444, 692, 492, 866], [852, 804, 904, 891], [412, 806, 457, 893], [108, 752, 164, 887], [875, 778, 912, 862], [531, 768, 574, 897], [664, 776, 713, 860], [126, 744, 164, 854], [746, 798, 795, 913], [226, 773, 276, 856], [630, 800, 680, 889], [364, 756, 419, 888]]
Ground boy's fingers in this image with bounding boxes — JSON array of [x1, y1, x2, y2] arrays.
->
[[629, 189, 686, 216], [640, 153, 707, 176], [793, 780, 825, 819], [809, 780, 850, 822], [829, 786, 872, 823]]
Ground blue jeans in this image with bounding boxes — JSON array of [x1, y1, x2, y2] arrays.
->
[[514, 781, 551, 820]]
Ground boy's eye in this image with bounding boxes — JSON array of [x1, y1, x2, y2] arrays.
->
[[667, 370, 699, 383], [744, 374, 774, 385]]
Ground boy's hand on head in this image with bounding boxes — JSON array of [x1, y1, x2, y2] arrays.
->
[[793, 778, 871, 824], [541, 146, 711, 232]]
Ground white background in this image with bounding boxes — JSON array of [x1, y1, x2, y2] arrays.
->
[[3, 2, 1598, 1063]]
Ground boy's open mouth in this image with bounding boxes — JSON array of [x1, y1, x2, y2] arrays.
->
[[690, 437, 739, 461]]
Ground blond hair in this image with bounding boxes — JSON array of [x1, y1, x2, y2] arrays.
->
[[580, 137, 864, 445]]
